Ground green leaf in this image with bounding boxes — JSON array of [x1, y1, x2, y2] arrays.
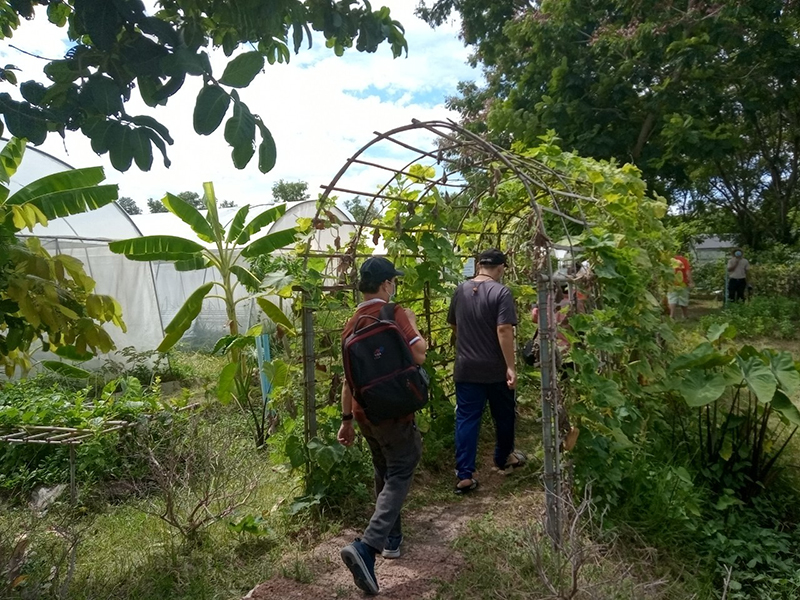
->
[[285, 434, 307, 469], [237, 204, 287, 244], [78, 0, 123, 50], [174, 255, 211, 271], [737, 355, 777, 404], [314, 444, 341, 473], [7, 166, 105, 206], [771, 391, 800, 427], [161, 192, 216, 243], [262, 359, 289, 388], [193, 85, 230, 135], [258, 128, 277, 173], [82, 76, 123, 115], [225, 204, 250, 243], [670, 342, 732, 372], [707, 322, 736, 343], [42, 361, 91, 379], [129, 115, 174, 144], [674, 369, 727, 407], [0, 136, 26, 185], [770, 351, 800, 397], [241, 228, 298, 258], [256, 297, 295, 332], [217, 361, 238, 404], [108, 125, 135, 171], [109, 236, 206, 261], [230, 265, 261, 291], [54, 345, 94, 361], [219, 51, 265, 88], [224, 101, 256, 168], [129, 127, 153, 171], [157, 282, 213, 352]]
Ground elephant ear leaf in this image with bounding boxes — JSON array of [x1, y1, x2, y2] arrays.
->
[[157, 282, 213, 352]]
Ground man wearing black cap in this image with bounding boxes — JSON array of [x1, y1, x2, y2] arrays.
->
[[447, 248, 524, 494], [338, 256, 427, 595]]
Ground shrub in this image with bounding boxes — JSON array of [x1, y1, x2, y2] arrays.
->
[[698, 296, 800, 339]]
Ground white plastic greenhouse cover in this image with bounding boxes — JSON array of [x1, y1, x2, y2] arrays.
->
[[11, 142, 354, 352]]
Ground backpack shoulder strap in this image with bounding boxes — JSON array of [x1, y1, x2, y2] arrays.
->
[[378, 302, 397, 322]]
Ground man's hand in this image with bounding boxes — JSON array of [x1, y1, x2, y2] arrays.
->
[[337, 421, 355, 447], [506, 367, 517, 390]]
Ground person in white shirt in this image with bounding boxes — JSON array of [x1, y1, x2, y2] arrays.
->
[[727, 249, 750, 302]]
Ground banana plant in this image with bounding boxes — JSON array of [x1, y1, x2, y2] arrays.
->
[[109, 181, 298, 446], [0, 137, 125, 376]]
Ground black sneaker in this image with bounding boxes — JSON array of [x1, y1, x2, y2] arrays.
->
[[382, 535, 403, 559], [341, 539, 379, 595]]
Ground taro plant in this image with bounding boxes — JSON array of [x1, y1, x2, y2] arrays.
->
[[665, 323, 800, 499], [109, 182, 298, 446], [0, 137, 126, 376]]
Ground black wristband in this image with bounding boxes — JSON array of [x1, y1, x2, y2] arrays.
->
[[341, 413, 354, 421]]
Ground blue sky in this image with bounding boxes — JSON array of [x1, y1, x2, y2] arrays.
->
[[0, 2, 478, 209]]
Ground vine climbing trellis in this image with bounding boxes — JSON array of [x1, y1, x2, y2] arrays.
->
[[294, 119, 652, 543]]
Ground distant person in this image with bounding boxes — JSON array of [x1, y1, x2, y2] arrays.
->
[[727, 248, 750, 303], [338, 257, 427, 595], [447, 248, 525, 495], [668, 254, 693, 319]]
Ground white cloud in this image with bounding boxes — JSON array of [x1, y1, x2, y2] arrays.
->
[[1, 2, 477, 212]]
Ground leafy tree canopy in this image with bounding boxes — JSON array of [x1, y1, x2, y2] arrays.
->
[[272, 180, 309, 205], [117, 196, 141, 215], [147, 197, 167, 213], [0, 1, 407, 174], [418, 0, 800, 249]]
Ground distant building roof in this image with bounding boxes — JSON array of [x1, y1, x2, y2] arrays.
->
[[694, 235, 736, 251]]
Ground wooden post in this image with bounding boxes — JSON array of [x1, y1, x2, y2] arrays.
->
[[69, 444, 77, 504]]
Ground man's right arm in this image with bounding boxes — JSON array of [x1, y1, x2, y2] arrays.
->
[[727, 258, 739, 272]]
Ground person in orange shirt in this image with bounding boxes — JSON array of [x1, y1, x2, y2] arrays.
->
[[338, 257, 427, 595], [668, 255, 694, 320]]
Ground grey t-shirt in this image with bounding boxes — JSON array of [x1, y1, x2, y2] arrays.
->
[[447, 279, 518, 383], [727, 257, 749, 279]]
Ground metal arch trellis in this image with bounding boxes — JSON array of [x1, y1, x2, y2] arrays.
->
[[299, 119, 602, 544]]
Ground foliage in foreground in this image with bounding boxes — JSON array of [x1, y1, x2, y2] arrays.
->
[[0, 0, 407, 174], [0, 138, 125, 376]]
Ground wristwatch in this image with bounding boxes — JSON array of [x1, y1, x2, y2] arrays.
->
[[341, 413, 354, 421]]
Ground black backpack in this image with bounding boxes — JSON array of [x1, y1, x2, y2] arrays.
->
[[342, 303, 429, 424]]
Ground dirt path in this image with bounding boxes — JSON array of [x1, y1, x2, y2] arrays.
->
[[244, 465, 540, 599]]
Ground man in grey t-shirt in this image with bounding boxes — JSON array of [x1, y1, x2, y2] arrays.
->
[[727, 248, 750, 302], [447, 248, 524, 494]]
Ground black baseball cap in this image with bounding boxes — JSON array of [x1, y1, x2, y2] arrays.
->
[[478, 248, 508, 266], [359, 257, 404, 285]]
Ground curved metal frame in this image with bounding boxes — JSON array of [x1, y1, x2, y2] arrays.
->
[[300, 119, 599, 543]]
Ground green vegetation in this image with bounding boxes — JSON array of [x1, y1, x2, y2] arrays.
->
[[0, 0, 407, 174]]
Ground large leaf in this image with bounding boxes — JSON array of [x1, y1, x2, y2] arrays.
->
[[25, 185, 119, 222], [256, 297, 295, 332], [258, 127, 277, 173], [7, 167, 106, 206], [707, 322, 736, 343], [217, 361, 238, 404], [670, 342, 732, 372], [109, 236, 206, 261], [737, 355, 778, 404], [262, 359, 289, 389], [770, 351, 800, 397], [174, 255, 212, 271], [225, 204, 250, 243], [161, 192, 215, 243], [157, 282, 213, 352], [674, 369, 728, 407], [0, 136, 26, 186], [193, 84, 230, 135], [219, 51, 265, 88], [771, 392, 800, 427], [241, 227, 298, 258], [230, 265, 261, 290], [237, 204, 286, 244], [42, 361, 91, 379]]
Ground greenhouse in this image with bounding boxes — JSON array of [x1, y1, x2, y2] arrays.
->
[[12, 144, 352, 352]]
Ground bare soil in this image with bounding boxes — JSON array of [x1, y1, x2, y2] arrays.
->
[[245, 461, 541, 599]]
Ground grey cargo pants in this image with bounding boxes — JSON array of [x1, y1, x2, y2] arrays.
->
[[357, 418, 422, 552]]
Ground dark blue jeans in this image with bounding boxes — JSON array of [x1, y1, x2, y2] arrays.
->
[[455, 381, 516, 480]]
